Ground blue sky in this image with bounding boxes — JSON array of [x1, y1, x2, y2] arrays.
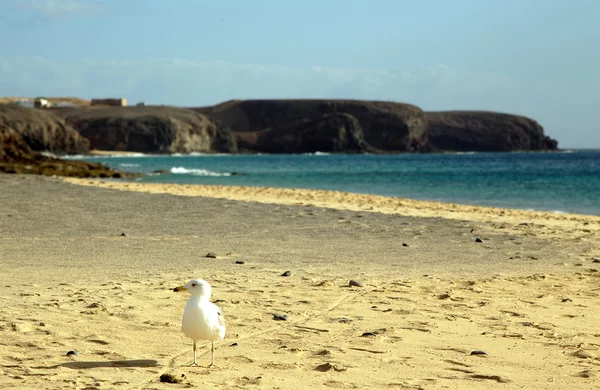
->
[[0, 0, 598, 148]]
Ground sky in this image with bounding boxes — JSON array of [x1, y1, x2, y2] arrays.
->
[[0, 0, 598, 148]]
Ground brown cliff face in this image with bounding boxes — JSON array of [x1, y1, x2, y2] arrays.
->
[[0, 104, 90, 154], [0, 122, 134, 178], [426, 111, 559, 152], [55, 106, 237, 153], [196, 99, 429, 153]]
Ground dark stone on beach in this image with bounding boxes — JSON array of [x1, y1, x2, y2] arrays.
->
[[120, 232, 127, 237], [470, 350, 488, 356], [475, 237, 484, 243], [349, 280, 365, 287], [562, 297, 573, 303], [235, 260, 245, 264], [230, 342, 238, 347], [159, 373, 182, 383], [66, 350, 78, 357], [281, 271, 292, 277], [593, 259, 600, 263], [206, 252, 217, 258], [402, 243, 409, 247], [273, 314, 288, 321]]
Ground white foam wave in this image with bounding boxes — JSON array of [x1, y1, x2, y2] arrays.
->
[[170, 167, 232, 176]]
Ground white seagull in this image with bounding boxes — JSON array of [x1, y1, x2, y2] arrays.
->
[[174, 278, 226, 367]]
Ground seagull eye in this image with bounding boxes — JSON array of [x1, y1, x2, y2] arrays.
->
[[191, 283, 197, 287]]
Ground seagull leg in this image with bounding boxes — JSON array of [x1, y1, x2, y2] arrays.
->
[[208, 341, 215, 368], [189, 341, 199, 367]]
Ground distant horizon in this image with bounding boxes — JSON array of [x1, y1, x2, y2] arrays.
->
[[1, 0, 598, 148]]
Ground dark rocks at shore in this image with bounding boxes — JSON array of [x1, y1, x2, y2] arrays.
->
[[426, 111, 559, 152], [196, 99, 429, 153], [54, 106, 237, 154], [0, 104, 90, 154], [0, 122, 136, 178]]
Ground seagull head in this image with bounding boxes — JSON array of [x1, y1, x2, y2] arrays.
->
[[174, 278, 212, 298]]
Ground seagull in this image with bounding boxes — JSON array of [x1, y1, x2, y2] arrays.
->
[[173, 279, 226, 367]]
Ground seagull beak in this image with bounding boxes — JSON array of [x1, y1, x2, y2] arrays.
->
[[173, 285, 186, 292]]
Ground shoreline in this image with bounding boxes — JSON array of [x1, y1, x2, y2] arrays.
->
[[63, 178, 600, 237]]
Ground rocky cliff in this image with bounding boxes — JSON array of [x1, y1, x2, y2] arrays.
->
[[55, 106, 237, 153], [426, 111, 558, 152], [0, 122, 131, 177], [0, 104, 90, 154], [196, 99, 429, 153]]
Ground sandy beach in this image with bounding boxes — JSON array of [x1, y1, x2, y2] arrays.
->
[[1, 174, 599, 389]]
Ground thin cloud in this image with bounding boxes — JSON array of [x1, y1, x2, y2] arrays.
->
[[13, 0, 103, 18], [0, 56, 517, 108]]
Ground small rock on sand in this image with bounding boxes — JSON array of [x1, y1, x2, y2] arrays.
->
[[475, 237, 484, 243], [592, 259, 600, 263], [281, 271, 292, 277], [159, 373, 183, 383], [470, 350, 488, 356], [235, 260, 245, 264], [65, 350, 78, 357], [273, 314, 288, 321], [349, 280, 365, 287], [206, 252, 217, 258]]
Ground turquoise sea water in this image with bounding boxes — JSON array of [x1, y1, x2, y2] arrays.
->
[[65, 150, 600, 216]]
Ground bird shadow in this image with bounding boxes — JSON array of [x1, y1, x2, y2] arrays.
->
[[33, 359, 159, 370]]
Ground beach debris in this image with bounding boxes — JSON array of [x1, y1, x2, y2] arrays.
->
[[205, 252, 217, 258], [475, 237, 484, 243], [159, 373, 184, 384], [561, 297, 573, 302], [65, 350, 78, 357], [339, 317, 353, 324], [349, 280, 365, 287], [361, 328, 387, 337], [469, 374, 511, 383], [120, 232, 127, 237], [235, 260, 245, 264], [230, 342, 238, 347], [402, 243, 409, 247], [593, 258, 600, 263], [273, 314, 288, 321], [281, 271, 292, 277], [470, 350, 488, 356], [314, 362, 347, 372], [295, 325, 329, 333]]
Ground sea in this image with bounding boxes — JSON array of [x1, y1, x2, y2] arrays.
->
[[63, 150, 600, 216]]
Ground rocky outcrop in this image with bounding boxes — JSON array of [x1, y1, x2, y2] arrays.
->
[[196, 99, 429, 153], [55, 106, 237, 153], [0, 104, 90, 154], [426, 111, 559, 152], [235, 113, 378, 153], [0, 122, 134, 178]]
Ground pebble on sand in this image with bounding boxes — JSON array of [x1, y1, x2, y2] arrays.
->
[[593, 258, 600, 263], [159, 373, 184, 384], [402, 243, 409, 247], [281, 271, 292, 277], [235, 260, 245, 264], [273, 314, 288, 321], [120, 232, 127, 237], [206, 252, 218, 258], [470, 350, 488, 356], [475, 237, 484, 243], [349, 280, 365, 287], [65, 350, 78, 357]]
